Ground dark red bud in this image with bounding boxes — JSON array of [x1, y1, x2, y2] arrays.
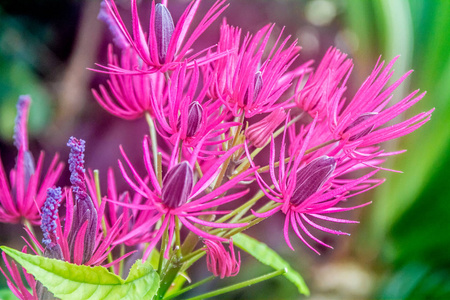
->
[[186, 101, 203, 137], [343, 112, 377, 141]]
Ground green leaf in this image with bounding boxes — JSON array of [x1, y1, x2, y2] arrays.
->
[[1, 246, 159, 300], [232, 233, 309, 296]]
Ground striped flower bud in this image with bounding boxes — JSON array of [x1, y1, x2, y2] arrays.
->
[[186, 101, 203, 137], [343, 112, 378, 141], [161, 161, 193, 209], [291, 156, 336, 206], [155, 3, 174, 64], [243, 71, 263, 106]]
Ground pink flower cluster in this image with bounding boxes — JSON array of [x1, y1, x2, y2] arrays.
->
[[0, 0, 433, 296]]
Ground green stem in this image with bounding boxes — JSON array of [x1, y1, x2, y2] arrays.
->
[[157, 216, 168, 275], [163, 276, 215, 300], [145, 112, 159, 169], [23, 219, 40, 254], [185, 269, 287, 300], [175, 216, 182, 260]]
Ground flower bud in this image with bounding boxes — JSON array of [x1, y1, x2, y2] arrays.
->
[[155, 3, 174, 64], [205, 239, 240, 279], [186, 101, 203, 138], [161, 161, 193, 209], [343, 112, 377, 141], [243, 71, 263, 106], [245, 108, 286, 148], [291, 156, 336, 206]]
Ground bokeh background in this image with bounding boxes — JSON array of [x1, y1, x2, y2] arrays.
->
[[0, 0, 449, 299]]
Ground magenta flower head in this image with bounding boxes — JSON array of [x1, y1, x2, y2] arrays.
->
[[0, 95, 64, 225], [151, 62, 236, 157], [324, 55, 433, 156], [101, 0, 228, 73], [245, 120, 383, 254], [214, 22, 301, 117], [204, 239, 240, 279], [116, 136, 255, 260], [66, 137, 98, 264], [245, 107, 286, 148], [295, 47, 353, 121], [92, 45, 165, 120]]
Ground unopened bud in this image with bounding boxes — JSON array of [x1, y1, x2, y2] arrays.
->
[[155, 3, 174, 64], [243, 71, 263, 106], [343, 112, 377, 141], [291, 156, 336, 206], [186, 101, 203, 137], [245, 108, 286, 148], [161, 161, 193, 209]]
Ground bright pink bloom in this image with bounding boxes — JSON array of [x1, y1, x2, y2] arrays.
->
[[245, 120, 383, 254], [151, 62, 237, 157], [0, 95, 64, 225], [92, 45, 165, 120], [295, 47, 353, 121], [210, 21, 302, 117], [116, 136, 255, 260], [100, 0, 229, 74], [245, 107, 287, 148], [204, 239, 240, 279], [328, 56, 433, 153]]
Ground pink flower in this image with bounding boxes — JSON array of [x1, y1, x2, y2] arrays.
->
[[100, 0, 229, 74], [151, 62, 237, 157], [295, 47, 353, 121], [245, 107, 287, 148], [92, 45, 165, 120], [328, 56, 433, 153], [212, 22, 301, 117], [204, 239, 240, 279], [0, 95, 64, 225], [115, 136, 255, 260], [245, 120, 383, 254]]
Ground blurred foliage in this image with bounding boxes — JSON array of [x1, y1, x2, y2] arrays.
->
[[0, 7, 52, 141], [346, 0, 450, 299]]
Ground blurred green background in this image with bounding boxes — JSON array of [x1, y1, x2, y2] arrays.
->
[[1, 0, 449, 299]]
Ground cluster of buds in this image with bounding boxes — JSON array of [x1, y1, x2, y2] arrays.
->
[[0, 0, 433, 298]]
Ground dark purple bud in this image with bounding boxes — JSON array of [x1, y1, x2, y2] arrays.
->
[[186, 101, 203, 137], [161, 161, 193, 209], [243, 71, 263, 106], [290, 156, 336, 206], [155, 3, 174, 64], [66, 137, 98, 264], [343, 112, 377, 141]]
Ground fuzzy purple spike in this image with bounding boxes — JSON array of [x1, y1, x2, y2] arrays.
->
[[186, 101, 203, 137], [161, 161, 193, 209], [13, 95, 35, 187], [66, 137, 98, 264], [291, 156, 336, 206], [155, 3, 174, 64], [40, 187, 62, 247], [343, 112, 378, 141]]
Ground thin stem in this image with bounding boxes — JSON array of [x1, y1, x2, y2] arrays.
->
[[145, 112, 159, 169], [157, 216, 168, 275], [163, 276, 215, 300], [93, 169, 114, 270], [175, 216, 182, 260], [185, 269, 287, 300], [23, 219, 40, 254]]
